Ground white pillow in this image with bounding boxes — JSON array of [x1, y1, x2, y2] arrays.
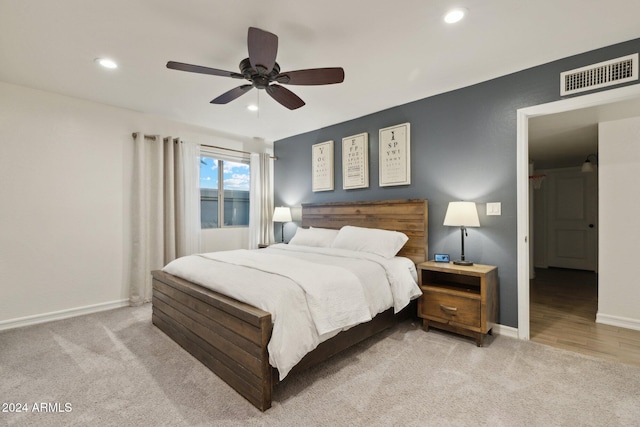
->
[[331, 226, 409, 258], [288, 227, 339, 247]]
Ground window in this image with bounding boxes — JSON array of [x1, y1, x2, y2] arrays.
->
[[200, 154, 250, 229]]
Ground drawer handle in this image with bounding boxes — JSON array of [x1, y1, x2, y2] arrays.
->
[[440, 304, 458, 313]]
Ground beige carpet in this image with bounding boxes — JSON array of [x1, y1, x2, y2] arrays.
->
[[1, 304, 639, 427]]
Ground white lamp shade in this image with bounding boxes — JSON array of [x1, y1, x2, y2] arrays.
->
[[581, 160, 595, 172], [273, 206, 292, 223], [443, 201, 480, 227]]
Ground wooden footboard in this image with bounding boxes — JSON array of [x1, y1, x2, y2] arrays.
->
[[151, 270, 407, 411], [151, 270, 273, 411]]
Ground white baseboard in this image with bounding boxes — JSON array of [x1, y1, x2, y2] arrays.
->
[[596, 313, 640, 331], [493, 323, 519, 339], [0, 299, 130, 332]]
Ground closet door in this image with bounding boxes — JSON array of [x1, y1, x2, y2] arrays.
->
[[547, 168, 598, 271]]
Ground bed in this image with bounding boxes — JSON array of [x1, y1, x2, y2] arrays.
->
[[151, 199, 428, 411]]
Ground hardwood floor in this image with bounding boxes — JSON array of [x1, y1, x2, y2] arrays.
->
[[530, 267, 640, 367]]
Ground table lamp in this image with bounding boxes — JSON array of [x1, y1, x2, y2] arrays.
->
[[273, 207, 292, 243], [443, 201, 480, 266]]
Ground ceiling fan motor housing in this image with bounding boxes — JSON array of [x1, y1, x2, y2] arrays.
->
[[239, 58, 282, 89]]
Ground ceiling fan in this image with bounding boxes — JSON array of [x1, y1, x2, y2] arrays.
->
[[167, 27, 345, 110]]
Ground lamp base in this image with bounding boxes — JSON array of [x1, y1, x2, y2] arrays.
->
[[453, 260, 474, 266]]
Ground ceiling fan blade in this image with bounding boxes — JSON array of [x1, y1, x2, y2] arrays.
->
[[248, 27, 278, 75], [167, 61, 244, 79], [266, 84, 305, 110], [276, 68, 345, 85], [210, 85, 253, 104]]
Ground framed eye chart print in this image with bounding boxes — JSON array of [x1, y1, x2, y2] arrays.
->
[[312, 140, 334, 192], [342, 132, 369, 190], [379, 122, 410, 187]]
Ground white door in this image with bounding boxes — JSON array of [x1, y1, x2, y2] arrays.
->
[[547, 168, 598, 271]]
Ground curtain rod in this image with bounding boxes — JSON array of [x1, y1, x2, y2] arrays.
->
[[131, 133, 276, 159], [201, 143, 277, 160]]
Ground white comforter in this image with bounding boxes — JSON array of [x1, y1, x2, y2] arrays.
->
[[162, 244, 421, 380]]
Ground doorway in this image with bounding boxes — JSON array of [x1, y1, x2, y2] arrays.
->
[[516, 83, 640, 340]]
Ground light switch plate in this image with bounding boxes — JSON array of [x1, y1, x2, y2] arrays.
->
[[487, 202, 501, 216]]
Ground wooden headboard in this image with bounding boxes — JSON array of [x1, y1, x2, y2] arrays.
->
[[301, 199, 428, 264]]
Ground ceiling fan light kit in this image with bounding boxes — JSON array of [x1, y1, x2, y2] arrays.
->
[[167, 27, 345, 110]]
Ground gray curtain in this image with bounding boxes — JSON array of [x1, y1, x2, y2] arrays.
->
[[249, 152, 274, 248], [129, 133, 200, 305]]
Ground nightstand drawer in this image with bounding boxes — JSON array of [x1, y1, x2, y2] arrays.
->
[[419, 291, 481, 328]]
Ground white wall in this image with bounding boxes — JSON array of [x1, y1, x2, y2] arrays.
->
[[598, 115, 640, 329], [0, 81, 271, 327]]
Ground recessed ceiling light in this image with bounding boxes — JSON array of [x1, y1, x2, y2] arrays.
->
[[444, 8, 466, 24], [95, 58, 118, 69], [247, 104, 259, 112]]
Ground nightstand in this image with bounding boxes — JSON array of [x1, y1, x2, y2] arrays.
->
[[417, 261, 498, 346]]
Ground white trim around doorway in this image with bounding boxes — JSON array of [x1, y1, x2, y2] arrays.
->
[[516, 83, 640, 340]]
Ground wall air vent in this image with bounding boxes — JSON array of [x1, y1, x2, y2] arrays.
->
[[560, 53, 638, 96]]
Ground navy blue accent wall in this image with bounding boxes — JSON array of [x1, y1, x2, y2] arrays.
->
[[274, 38, 640, 328]]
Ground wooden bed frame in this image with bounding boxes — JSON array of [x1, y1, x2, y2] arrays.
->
[[152, 199, 428, 411]]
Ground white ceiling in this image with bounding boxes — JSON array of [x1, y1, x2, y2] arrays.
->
[[1, 0, 640, 145]]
